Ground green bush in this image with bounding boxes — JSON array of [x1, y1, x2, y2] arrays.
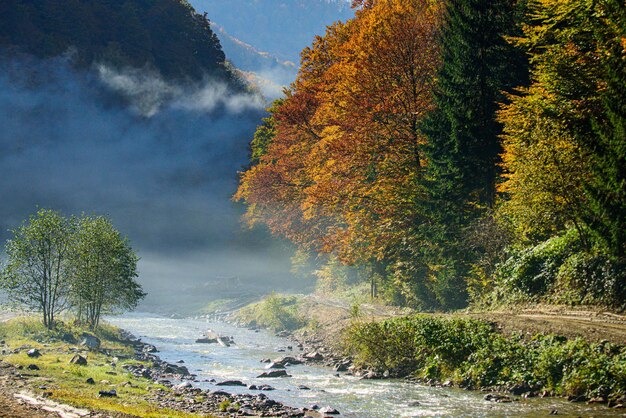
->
[[345, 315, 626, 399], [553, 253, 626, 309], [498, 229, 582, 297]]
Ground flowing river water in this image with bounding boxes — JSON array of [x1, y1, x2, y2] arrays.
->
[[108, 313, 621, 417]]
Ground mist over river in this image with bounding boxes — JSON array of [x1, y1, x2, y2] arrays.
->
[[108, 313, 620, 417]]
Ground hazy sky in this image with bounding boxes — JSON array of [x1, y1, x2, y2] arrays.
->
[[0, 56, 297, 300]]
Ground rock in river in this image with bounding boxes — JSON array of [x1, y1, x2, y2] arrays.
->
[[216, 380, 247, 387], [319, 406, 340, 414], [303, 351, 324, 361], [265, 362, 286, 370], [257, 370, 291, 378]]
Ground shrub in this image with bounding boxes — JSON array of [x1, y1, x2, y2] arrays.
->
[[498, 229, 582, 297], [345, 315, 626, 399]]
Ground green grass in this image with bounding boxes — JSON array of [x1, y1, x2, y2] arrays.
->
[[234, 293, 307, 332], [0, 317, 211, 418]]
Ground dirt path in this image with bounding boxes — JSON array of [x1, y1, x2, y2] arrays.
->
[[471, 308, 626, 344]]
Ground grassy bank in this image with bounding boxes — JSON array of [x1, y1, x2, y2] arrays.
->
[[234, 293, 307, 332], [0, 317, 204, 417], [344, 315, 626, 401]]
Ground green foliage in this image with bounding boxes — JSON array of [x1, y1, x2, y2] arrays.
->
[[69, 215, 144, 330], [0, 317, 201, 418], [484, 228, 626, 310], [218, 399, 231, 412], [250, 99, 283, 165], [417, 0, 529, 310], [346, 315, 494, 377], [345, 315, 626, 398], [236, 293, 306, 332], [497, 229, 582, 297], [0, 209, 144, 330], [498, 0, 626, 287], [0, 209, 74, 329]]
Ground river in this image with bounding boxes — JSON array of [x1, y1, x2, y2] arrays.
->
[[108, 313, 621, 417]]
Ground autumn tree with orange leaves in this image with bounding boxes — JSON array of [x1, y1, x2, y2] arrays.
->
[[236, 0, 443, 304]]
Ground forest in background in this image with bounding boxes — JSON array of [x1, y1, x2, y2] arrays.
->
[[236, 0, 626, 311], [0, 0, 240, 84]]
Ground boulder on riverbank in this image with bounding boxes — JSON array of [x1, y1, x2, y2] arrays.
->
[[303, 351, 323, 361], [80, 333, 101, 350], [273, 356, 303, 366], [69, 355, 87, 366]]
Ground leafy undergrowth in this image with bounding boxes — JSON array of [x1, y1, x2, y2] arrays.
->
[[234, 293, 307, 332], [0, 317, 206, 418], [345, 315, 626, 400]]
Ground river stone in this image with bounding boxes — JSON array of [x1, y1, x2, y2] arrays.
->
[[86, 377, 95, 384], [98, 389, 117, 398], [303, 352, 323, 361], [257, 370, 291, 378], [80, 333, 101, 350], [274, 356, 303, 366], [484, 394, 511, 403], [26, 349, 41, 358], [319, 406, 340, 414], [70, 354, 88, 365], [142, 344, 158, 353], [27, 364, 40, 370], [195, 337, 218, 344], [216, 380, 246, 386], [211, 390, 230, 396], [265, 362, 286, 370], [174, 382, 193, 390]]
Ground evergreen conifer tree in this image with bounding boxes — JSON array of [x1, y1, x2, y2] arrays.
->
[[419, 0, 528, 308]]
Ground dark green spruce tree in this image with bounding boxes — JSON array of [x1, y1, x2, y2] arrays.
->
[[587, 0, 626, 258], [419, 0, 528, 309]]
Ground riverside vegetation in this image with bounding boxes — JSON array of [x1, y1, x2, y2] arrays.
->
[[345, 316, 626, 403], [0, 317, 200, 417], [232, 292, 626, 408]]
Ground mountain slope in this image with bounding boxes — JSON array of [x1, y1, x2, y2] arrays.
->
[[0, 0, 234, 83], [189, 0, 354, 64], [211, 22, 297, 97]]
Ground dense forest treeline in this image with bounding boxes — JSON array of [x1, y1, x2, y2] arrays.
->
[[0, 0, 238, 84], [236, 0, 626, 310]]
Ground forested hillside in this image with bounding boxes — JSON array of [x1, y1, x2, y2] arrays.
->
[[0, 0, 235, 83], [236, 0, 626, 311]]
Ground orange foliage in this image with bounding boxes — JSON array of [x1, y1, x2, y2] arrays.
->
[[236, 0, 443, 264]]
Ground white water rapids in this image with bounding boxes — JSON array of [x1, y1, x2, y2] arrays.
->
[[108, 313, 620, 417]]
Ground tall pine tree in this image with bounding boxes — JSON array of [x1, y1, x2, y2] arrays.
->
[[419, 0, 528, 308], [587, 0, 626, 257]]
